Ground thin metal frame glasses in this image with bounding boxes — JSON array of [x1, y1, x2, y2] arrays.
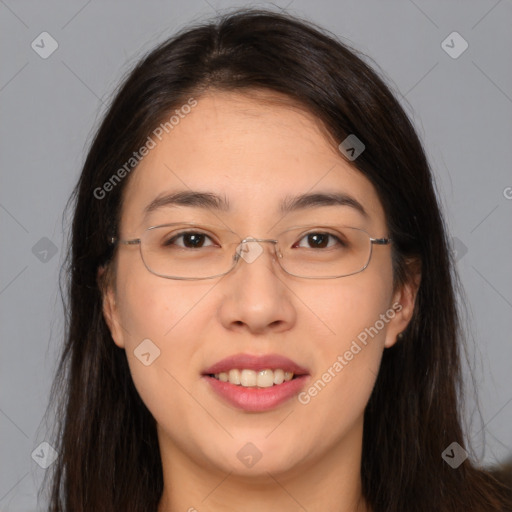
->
[[110, 222, 392, 280]]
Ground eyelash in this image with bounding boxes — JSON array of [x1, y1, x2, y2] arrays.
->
[[165, 230, 344, 249]]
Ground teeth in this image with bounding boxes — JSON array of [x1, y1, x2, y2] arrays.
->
[[228, 369, 241, 385], [240, 369, 257, 387], [273, 368, 285, 385], [213, 369, 296, 387], [256, 369, 274, 388]]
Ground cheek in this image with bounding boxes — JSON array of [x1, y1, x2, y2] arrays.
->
[[115, 250, 210, 342], [114, 273, 215, 438], [304, 264, 393, 352], [295, 265, 393, 424]]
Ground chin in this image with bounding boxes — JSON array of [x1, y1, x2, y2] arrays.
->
[[192, 436, 305, 477]]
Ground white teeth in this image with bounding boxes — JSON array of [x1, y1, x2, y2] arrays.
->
[[257, 369, 274, 388], [228, 369, 241, 385], [240, 369, 257, 387], [212, 368, 297, 387], [273, 368, 285, 385]]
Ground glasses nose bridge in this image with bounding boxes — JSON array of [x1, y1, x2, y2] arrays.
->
[[235, 237, 283, 264]]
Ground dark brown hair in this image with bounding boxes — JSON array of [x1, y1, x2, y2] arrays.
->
[[43, 8, 512, 511]]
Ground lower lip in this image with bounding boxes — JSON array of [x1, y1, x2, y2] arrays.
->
[[203, 375, 310, 412]]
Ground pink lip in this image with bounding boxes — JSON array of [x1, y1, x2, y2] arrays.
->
[[203, 375, 310, 412], [202, 353, 310, 412], [202, 353, 310, 375]]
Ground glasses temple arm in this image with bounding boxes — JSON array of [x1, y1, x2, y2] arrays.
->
[[109, 237, 141, 246], [370, 238, 392, 245]]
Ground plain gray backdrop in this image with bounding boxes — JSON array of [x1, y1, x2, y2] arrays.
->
[[1, 1, 511, 510]]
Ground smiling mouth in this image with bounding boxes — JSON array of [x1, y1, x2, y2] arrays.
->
[[202, 353, 310, 411], [207, 368, 299, 388]]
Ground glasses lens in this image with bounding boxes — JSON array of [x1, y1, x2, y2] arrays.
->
[[139, 223, 372, 279], [278, 226, 372, 278], [140, 224, 238, 279]]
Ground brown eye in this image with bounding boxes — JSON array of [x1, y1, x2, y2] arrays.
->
[[165, 232, 215, 249], [294, 232, 341, 249]]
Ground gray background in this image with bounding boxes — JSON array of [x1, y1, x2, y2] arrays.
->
[[1, 0, 511, 510]]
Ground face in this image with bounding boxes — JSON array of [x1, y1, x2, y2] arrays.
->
[[102, 90, 416, 480]]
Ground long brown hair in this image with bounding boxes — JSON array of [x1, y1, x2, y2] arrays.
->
[[42, 8, 512, 511]]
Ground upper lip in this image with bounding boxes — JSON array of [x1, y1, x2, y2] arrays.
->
[[202, 353, 310, 376]]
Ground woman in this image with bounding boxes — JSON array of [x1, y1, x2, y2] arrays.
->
[[43, 8, 512, 512]]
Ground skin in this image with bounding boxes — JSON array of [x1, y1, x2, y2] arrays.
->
[[101, 90, 419, 512]]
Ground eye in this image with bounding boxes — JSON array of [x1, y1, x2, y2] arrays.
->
[[294, 232, 343, 249], [164, 231, 217, 249]]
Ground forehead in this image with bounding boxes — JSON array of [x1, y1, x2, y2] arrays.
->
[[119, 91, 386, 233]]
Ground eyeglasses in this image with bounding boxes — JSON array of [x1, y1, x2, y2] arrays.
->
[[110, 222, 391, 280]]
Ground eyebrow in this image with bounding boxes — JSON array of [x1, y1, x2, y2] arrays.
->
[[280, 191, 368, 218], [143, 190, 368, 218]]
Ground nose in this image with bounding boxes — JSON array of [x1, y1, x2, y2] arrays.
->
[[217, 238, 296, 335]]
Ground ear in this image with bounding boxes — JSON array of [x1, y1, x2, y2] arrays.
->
[[97, 265, 126, 349], [384, 258, 421, 349]]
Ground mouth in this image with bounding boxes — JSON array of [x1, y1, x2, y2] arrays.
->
[[202, 353, 310, 412]]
